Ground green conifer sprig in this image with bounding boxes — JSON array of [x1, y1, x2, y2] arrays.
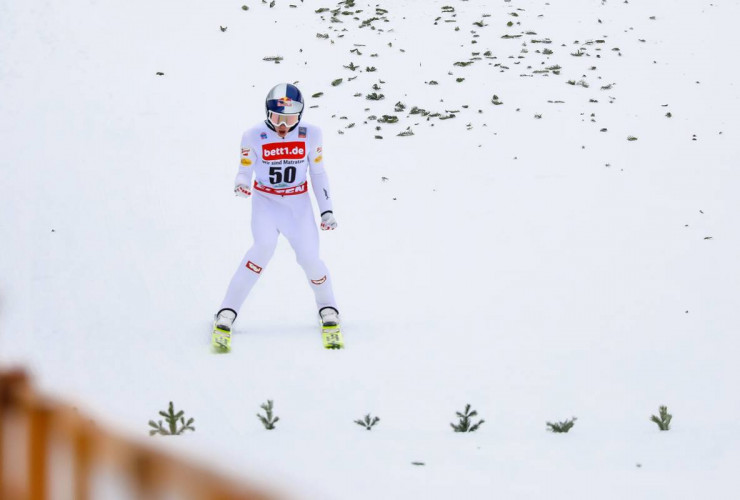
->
[[257, 400, 280, 430], [354, 413, 380, 430], [546, 417, 577, 433], [650, 405, 672, 431], [148, 402, 195, 436], [451, 404, 485, 432]]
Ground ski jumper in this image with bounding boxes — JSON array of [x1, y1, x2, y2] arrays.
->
[[219, 122, 337, 314]]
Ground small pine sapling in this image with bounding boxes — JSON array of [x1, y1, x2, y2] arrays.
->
[[451, 404, 485, 432], [257, 400, 280, 430], [148, 402, 195, 436], [546, 417, 577, 433], [355, 413, 380, 430], [650, 405, 672, 431]]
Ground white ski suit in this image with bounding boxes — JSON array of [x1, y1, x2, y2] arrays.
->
[[219, 122, 338, 316]]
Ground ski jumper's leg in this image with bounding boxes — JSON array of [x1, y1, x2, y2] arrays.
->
[[220, 194, 279, 313], [282, 194, 338, 312]]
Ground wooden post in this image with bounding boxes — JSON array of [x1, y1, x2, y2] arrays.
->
[[0, 370, 31, 498], [0, 373, 7, 497], [29, 403, 53, 500], [132, 447, 158, 500], [0, 374, 7, 495], [73, 424, 92, 500]]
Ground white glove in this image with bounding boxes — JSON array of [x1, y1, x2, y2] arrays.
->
[[234, 184, 251, 198], [320, 211, 337, 230]]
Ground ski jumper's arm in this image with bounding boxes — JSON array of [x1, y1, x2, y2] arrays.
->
[[235, 131, 256, 188], [307, 126, 334, 215]]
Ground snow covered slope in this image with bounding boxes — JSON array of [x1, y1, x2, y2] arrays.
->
[[2, 0, 739, 498]]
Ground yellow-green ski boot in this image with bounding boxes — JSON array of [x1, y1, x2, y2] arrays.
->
[[320, 307, 343, 349], [212, 308, 237, 352]]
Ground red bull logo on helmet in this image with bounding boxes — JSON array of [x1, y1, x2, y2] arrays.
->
[[277, 97, 293, 108]]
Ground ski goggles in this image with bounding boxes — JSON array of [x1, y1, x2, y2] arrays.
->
[[268, 111, 300, 128]]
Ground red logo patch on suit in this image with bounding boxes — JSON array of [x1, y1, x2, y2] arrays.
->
[[246, 261, 263, 274]]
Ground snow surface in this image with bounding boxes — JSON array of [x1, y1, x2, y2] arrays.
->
[[2, 0, 740, 498]]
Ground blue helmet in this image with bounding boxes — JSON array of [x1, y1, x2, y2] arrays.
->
[[265, 83, 304, 131]]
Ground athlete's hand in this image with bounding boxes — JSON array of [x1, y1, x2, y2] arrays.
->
[[234, 185, 251, 198], [320, 211, 337, 231]]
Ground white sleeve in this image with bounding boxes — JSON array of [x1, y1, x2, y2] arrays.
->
[[308, 127, 333, 214], [235, 132, 256, 188]]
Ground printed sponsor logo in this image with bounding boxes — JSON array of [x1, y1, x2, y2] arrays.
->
[[298, 127, 307, 138], [262, 141, 306, 160], [314, 155, 323, 163], [246, 261, 262, 274], [254, 181, 308, 196], [241, 158, 252, 166], [241, 148, 251, 156], [311, 275, 327, 285], [260, 132, 268, 139], [316, 146, 322, 154], [277, 97, 293, 108]]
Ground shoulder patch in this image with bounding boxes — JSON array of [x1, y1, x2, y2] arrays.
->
[[260, 132, 268, 139], [298, 126, 307, 138]]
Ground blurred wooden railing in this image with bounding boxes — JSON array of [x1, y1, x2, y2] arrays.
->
[[0, 369, 279, 500]]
